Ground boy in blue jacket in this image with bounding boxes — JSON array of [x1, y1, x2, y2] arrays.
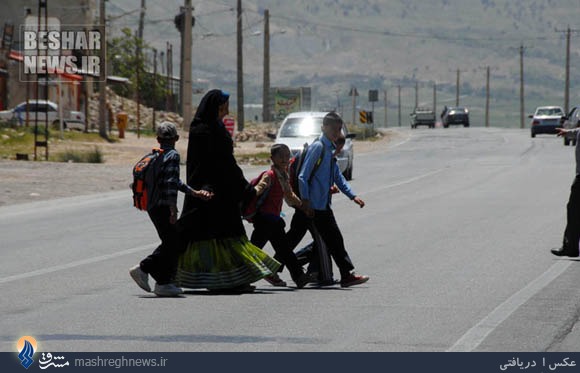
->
[[298, 112, 369, 287]]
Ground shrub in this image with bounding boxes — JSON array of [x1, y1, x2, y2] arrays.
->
[[53, 147, 103, 163]]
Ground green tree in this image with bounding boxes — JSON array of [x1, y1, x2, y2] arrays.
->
[[107, 28, 167, 109]]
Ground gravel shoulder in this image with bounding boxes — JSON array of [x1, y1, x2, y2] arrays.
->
[[0, 128, 403, 208]]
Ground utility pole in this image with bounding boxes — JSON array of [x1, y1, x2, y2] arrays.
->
[[237, 0, 244, 131], [138, 0, 145, 40], [166, 42, 172, 112], [520, 44, 525, 129], [182, 0, 193, 130], [397, 85, 401, 127], [565, 27, 570, 115], [350, 86, 357, 126], [433, 83, 437, 116], [556, 26, 580, 115], [485, 66, 490, 127], [152, 48, 157, 130], [135, 0, 145, 138], [415, 81, 418, 108], [456, 69, 460, 106], [384, 89, 388, 127], [99, 0, 108, 139], [262, 9, 270, 123]]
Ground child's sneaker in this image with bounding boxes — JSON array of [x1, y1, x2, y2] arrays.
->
[[129, 265, 151, 292], [340, 272, 369, 288], [264, 274, 287, 287], [153, 283, 183, 297], [294, 272, 316, 289]]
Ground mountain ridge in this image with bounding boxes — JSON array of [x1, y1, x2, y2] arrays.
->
[[107, 0, 580, 126]]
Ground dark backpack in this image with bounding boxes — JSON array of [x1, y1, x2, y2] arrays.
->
[[241, 170, 272, 222], [288, 140, 325, 198], [131, 148, 164, 211]]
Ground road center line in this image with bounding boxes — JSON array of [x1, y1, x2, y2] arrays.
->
[[0, 244, 154, 285], [447, 260, 572, 352], [357, 167, 448, 197]]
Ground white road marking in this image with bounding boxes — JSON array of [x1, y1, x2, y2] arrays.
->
[[447, 260, 572, 352], [0, 244, 154, 285], [357, 167, 448, 197]]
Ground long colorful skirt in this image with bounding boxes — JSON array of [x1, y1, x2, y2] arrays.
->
[[176, 235, 280, 290]]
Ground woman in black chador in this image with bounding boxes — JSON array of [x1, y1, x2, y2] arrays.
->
[[176, 89, 279, 291]]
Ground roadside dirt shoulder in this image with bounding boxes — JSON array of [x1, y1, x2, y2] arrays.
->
[[0, 129, 403, 208]]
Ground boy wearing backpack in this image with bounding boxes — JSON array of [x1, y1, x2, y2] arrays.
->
[[298, 112, 369, 288], [129, 121, 213, 297], [288, 133, 357, 285], [249, 144, 313, 288]]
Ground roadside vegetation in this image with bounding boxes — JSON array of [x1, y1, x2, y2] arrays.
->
[[234, 151, 271, 166], [0, 125, 112, 163]]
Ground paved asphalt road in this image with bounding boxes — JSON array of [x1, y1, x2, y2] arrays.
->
[[1, 127, 579, 352]]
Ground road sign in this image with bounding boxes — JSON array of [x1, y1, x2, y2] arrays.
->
[[223, 117, 235, 138], [349, 87, 359, 96], [369, 90, 378, 102], [359, 110, 367, 124]]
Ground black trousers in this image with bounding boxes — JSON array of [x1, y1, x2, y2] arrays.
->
[[140, 205, 185, 285], [250, 214, 304, 281], [286, 208, 311, 251], [312, 209, 355, 279], [562, 175, 580, 254], [288, 209, 334, 280]]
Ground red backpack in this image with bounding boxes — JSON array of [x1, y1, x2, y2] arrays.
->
[[131, 148, 164, 211], [241, 170, 272, 222], [288, 141, 325, 198]]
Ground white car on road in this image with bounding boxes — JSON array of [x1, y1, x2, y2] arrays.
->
[[529, 106, 564, 138], [0, 100, 85, 130], [273, 111, 355, 180]]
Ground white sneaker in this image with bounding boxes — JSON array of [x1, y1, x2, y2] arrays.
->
[[154, 283, 183, 297], [129, 265, 151, 292]]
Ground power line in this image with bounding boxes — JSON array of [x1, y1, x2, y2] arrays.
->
[[268, 13, 569, 42]]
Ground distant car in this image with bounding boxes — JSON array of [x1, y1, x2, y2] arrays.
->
[[441, 106, 470, 128], [529, 106, 564, 138], [273, 111, 356, 180], [410, 107, 436, 129], [0, 100, 85, 130], [561, 106, 580, 146]]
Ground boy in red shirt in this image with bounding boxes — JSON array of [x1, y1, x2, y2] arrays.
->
[[250, 144, 312, 288]]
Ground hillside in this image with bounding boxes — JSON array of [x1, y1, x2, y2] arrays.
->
[[106, 0, 580, 127]]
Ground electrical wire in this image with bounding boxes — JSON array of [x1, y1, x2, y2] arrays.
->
[[268, 12, 564, 42]]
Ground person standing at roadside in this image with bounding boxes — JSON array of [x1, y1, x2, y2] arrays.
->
[[551, 127, 580, 257]]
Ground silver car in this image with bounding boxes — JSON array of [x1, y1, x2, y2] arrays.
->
[[273, 111, 355, 180], [0, 99, 85, 130], [529, 106, 564, 138]]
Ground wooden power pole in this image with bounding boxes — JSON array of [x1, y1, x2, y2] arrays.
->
[[556, 26, 579, 115], [99, 0, 108, 139], [485, 66, 490, 128], [397, 85, 401, 127], [237, 0, 244, 131], [520, 44, 525, 129], [456, 69, 460, 106], [262, 9, 270, 123], [182, 0, 193, 130]]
